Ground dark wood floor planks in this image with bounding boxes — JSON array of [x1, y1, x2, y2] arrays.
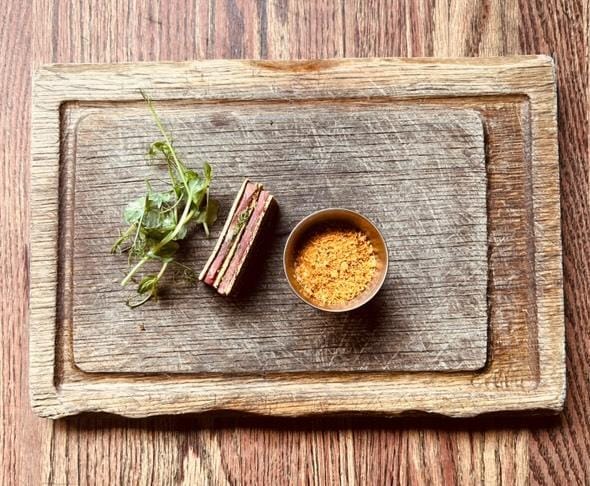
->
[[518, 0, 590, 484], [1, 2, 52, 486]]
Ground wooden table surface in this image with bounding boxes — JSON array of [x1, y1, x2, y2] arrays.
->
[[1, 1, 587, 484]]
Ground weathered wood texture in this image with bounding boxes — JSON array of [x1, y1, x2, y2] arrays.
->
[[71, 104, 488, 373], [30, 57, 561, 420], [1, 0, 586, 485]]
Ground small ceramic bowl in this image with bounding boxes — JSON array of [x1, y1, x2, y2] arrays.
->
[[283, 208, 389, 312]]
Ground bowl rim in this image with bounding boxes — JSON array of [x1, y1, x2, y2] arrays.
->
[[282, 208, 389, 313]]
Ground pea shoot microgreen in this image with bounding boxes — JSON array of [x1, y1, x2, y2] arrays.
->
[[111, 91, 219, 307]]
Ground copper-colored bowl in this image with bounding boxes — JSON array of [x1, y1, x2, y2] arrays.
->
[[283, 208, 389, 312]]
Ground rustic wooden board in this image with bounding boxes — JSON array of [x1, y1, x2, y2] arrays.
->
[[30, 56, 563, 419], [70, 103, 488, 373]]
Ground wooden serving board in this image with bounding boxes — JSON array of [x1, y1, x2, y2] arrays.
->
[[72, 104, 487, 374], [30, 57, 564, 418]]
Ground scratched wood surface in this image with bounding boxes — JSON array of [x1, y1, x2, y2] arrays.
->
[[30, 56, 561, 420], [2, 1, 587, 485], [71, 103, 488, 373]]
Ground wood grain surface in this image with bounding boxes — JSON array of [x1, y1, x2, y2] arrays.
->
[[30, 57, 561, 419], [1, 0, 587, 485], [70, 103, 488, 373]]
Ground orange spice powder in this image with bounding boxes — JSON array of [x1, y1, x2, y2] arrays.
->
[[293, 226, 377, 306]]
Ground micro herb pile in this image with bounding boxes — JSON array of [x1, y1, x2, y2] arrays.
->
[[111, 91, 219, 307]]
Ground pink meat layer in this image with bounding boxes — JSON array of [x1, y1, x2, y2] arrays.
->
[[217, 191, 270, 294], [204, 182, 258, 285]]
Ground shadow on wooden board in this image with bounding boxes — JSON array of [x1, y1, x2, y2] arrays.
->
[[62, 410, 561, 432]]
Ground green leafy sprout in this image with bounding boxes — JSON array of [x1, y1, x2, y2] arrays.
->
[[111, 91, 219, 308]]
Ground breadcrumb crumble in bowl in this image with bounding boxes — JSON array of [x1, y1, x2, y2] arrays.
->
[[283, 208, 389, 312]]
